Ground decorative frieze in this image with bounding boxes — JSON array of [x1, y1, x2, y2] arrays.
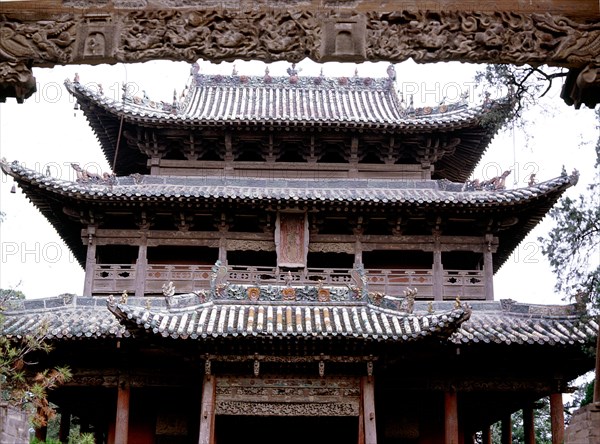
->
[[1, 9, 598, 68], [215, 376, 361, 416], [1, 7, 599, 105], [215, 400, 359, 416]]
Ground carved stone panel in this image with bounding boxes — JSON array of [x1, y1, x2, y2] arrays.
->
[[321, 15, 367, 62], [215, 376, 360, 417], [77, 15, 115, 61]]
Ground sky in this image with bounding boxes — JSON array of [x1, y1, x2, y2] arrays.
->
[[0, 58, 598, 304]]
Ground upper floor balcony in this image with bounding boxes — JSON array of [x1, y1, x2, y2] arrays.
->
[[90, 264, 488, 301]]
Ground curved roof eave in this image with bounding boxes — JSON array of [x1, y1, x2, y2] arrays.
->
[[1, 296, 595, 347], [66, 79, 505, 133], [1, 160, 578, 209]]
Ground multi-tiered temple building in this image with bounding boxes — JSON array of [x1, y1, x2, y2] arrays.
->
[[1, 64, 596, 444]]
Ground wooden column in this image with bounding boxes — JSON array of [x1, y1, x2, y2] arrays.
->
[[218, 213, 228, 264], [481, 426, 492, 444], [149, 157, 160, 175], [114, 378, 130, 444], [58, 409, 71, 443], [501, 414, 512, 444], [358, 384, 365, 444], [483, 235, 494, 300], [523, 404, 535, 444], [224, 132, 233, 164], [134, 238, 147, 298], [360, 376, 377, 444], [444, 391, 459, 444], [354, 240, 363, 267], [433, 249, 443, 300], [550, 393, 564, 444], [353, 223, 363, 267], [82, 226, 96, 296], [198, 375, 216, 444]]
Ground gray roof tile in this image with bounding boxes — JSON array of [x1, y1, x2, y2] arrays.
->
[[1, 295, 595, 347], [1, 161, 578, 208], [65, 74, 500, 129]]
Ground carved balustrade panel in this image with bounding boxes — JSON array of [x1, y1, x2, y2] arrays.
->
[[92, 263, 488, 298], [442, 270, 485, 300], [92, 264, 136, 293]]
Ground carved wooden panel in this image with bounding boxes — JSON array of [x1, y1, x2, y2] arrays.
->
[[275, 212, 309, 268], [215, 376, 360, 416]]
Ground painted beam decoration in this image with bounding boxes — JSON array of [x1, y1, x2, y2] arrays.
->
[[0, 2, 599, 105]]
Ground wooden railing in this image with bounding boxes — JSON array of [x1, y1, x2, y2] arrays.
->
[[91, 264, 487, 300]]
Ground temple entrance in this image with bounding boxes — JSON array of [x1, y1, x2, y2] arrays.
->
[[201, 376, 369, 443], [215, 415, 358, 444]]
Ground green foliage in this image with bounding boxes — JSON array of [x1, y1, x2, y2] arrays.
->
[[30, 433, 94, 444], [538, 108, 600, 311], [0, 292, 72, 427], [539, 180, 600, 309], [573, 380, 596, 408], [69, 432, 95, 444], [0, 288, 26, 301], [582, 381, 595, 406], [474, 64, 566, 134], [476, 400, 553, 444]]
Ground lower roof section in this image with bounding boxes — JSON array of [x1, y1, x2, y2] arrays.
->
[[1, 293, 596, 348]]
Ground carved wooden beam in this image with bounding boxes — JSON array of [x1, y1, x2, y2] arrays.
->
[[0, 2, 599, 105]]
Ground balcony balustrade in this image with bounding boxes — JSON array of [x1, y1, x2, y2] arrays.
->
[[92, 264, 486, 300]]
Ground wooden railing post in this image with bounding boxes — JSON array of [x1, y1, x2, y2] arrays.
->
[[134, 236, 147, 298], [483, 235, 495, 300], [433, 250, 443, 300], [83, 226, 96, 296]]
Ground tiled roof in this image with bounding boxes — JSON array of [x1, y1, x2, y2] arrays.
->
[[65, 73, 498, 130], [0, 160, 578, 208], [109, 300, 469, 342], [450, 300, 598, 346], [0, 296, 128, 340], [1, 295, 596, 347]]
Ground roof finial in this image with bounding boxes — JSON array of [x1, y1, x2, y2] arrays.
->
[[386, 64, 396, 81], [354, 67, 359, 77], [319, 67, 324, 77], [232, 64, 238, 76], [73, 72, 80, 83], [264, 66, 272, 83], [287, 63, 298, 77]]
